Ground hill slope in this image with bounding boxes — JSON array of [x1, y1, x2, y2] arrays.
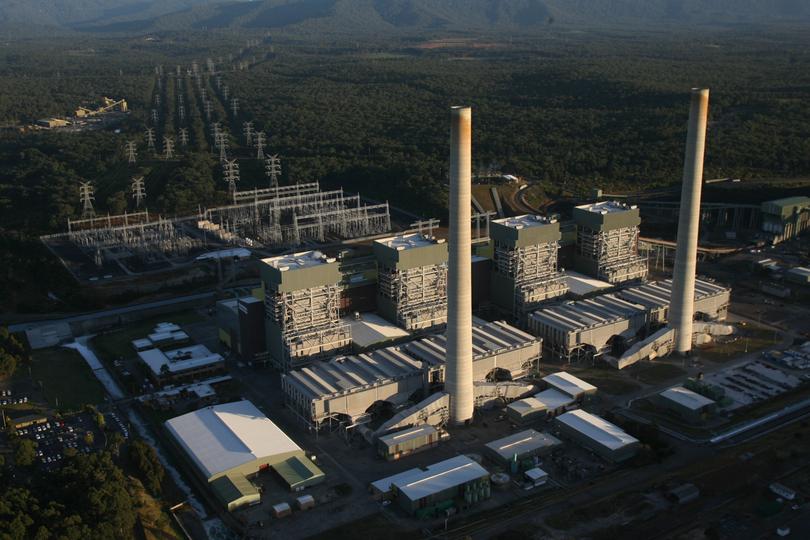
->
[[3, 0, 810, 34]]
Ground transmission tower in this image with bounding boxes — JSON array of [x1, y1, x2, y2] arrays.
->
[[243, 121, 253, 146], [223, 159, 240, 193], [163, 137, 175, 160], [230, 97, 239, 117], [216, 75, 222, 89], [215, 132, 229, 163], [131, 176, 146, 208], [125, 141, 137, 164], [151, 109, 159, 124], [154, 94, 161, 106], [178, 104, 185, 122], [179, 128, 189, 146], [145, 128, 156, 152], [204, 100, 212, 120], [201, 88, 207, 100], [222, 85, 229, 101], [79, 181, 96, 219], [266, 154, 282, 189], [255, 131, 266, 160]]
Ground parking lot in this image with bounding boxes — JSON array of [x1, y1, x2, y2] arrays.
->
[[14, 412, 105, 470]]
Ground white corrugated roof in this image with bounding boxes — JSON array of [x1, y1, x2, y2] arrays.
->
[[557, 410, 638, 451], [138, 345, 223, 376], [533, 388, 576, 410], [485, 429, 561, 460], [660, 386, 715, 410], [165, 400, 302, 479], [543, 372, 597, 397], [372, 455, 488, 502]]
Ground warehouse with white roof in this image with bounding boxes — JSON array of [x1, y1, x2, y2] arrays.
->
[[555, 409, 640, 462], [165, 400, 324, 511], [656, 386, 716, 421], [484, 429, 562, 466], [370, 455, 490, 516], [543, 371, 597, 400]]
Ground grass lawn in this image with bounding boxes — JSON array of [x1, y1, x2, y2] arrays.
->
[[29, 347, 106, 411], [699, 327, 780, 362], [93, 310, 203, 363], [630, 362, 687, 385]]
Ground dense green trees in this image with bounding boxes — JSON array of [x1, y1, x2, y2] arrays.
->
[[0, 452, 139, 539], [129, 439, 165, 495], [0, 327, 28, 380], [13, 439, 36, 467]]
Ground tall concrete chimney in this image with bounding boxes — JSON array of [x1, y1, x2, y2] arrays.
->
[[446, 106, 474, 424], [670, 88, 709, 354]]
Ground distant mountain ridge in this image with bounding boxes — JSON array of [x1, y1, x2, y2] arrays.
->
[[2, 0, 810, 34]]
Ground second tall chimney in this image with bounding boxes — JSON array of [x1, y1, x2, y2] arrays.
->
[[446, 106, 474, 424], [670, 88, 710, 354]]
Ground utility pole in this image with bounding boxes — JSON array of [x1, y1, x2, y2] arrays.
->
[[125, 141, 137, 164], [131, 176, 146, 208], [163, 137, 175, 160], [145, 128, 156, 153], [79, 181, 96, 219], [216, 132, 228, 163], [223, 159, 240, 194], [255, 131, 266, 160], [266, 154, 281, 189], [243, 121, 253, 146]]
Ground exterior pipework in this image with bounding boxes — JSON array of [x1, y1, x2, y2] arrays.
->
[[446, 106, 474, 424], [670, 88, 710, 354]]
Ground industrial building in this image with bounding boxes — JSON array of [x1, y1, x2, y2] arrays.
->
[[484, 429, 562, 467], [216, 296, 267, 362], [656, 386, 716, 421], [131, 322, 190, 351], [786, 266, 810, 286], [616, 278, 730, 324], [573, 201, 648, 284], [374, 233, 448, 331], [542, 371, 598, 400], [261, 251, 352, 371], [490, 215, 568, 321], [138, 345, 225, 386], [164, 400, 325, 511], [281, 319, 540, 428], [506, 389, 576, 424], [370, 454, 490, 517], [376, 424, 442, 461], [761, 196, 810, 245], [528, 293, 647, 362], [528, 278, 730, 362], [555, 409, 640, 463]]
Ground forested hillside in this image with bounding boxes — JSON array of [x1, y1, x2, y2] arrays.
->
[[3, 0, 810, 35]]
